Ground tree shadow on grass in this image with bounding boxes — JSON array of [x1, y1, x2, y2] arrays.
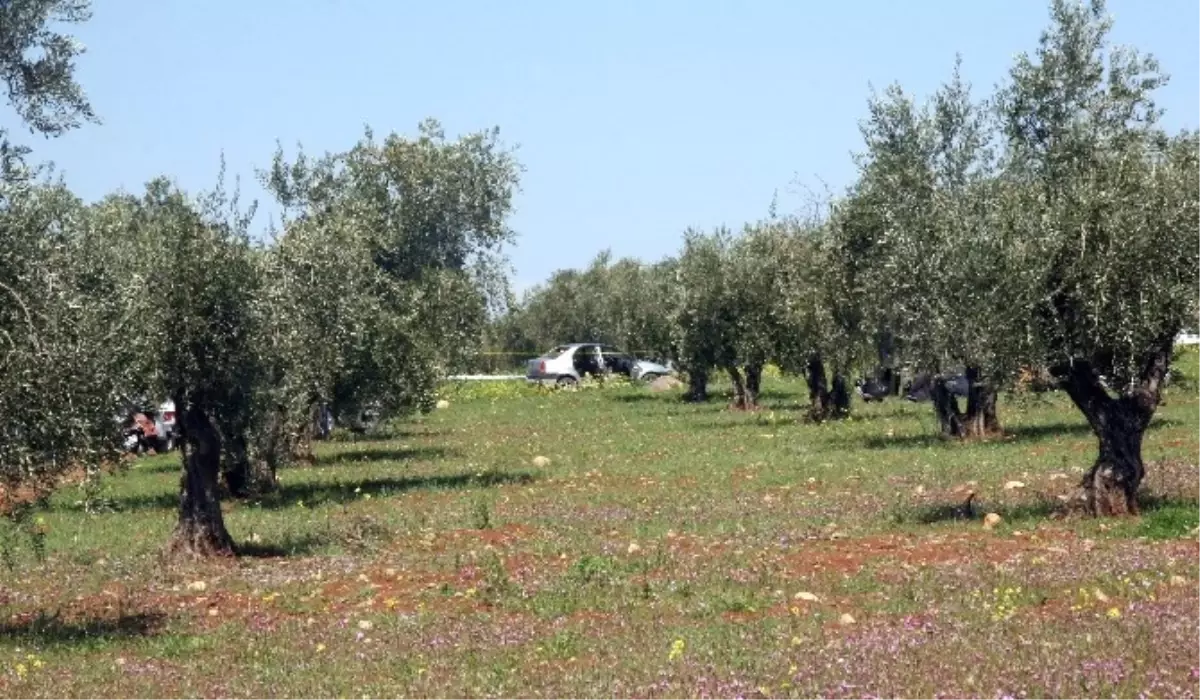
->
[[892, 497, 1068, 525], [892, 490, 1196, 527], [0, 611, 166, 646], [73, 469, 538, 514], [316, 445, 459, 466], [860, 417, 1181, 451], [257, 471, 537, 510], [235, 532, 333, 558]]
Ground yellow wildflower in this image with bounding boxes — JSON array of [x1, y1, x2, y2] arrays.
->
[[1106, 607, 1121, 619], [15, 663, 27, 678], [668, 638, 685, 661]]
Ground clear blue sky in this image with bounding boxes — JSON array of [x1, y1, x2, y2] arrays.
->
[[4, 0, 1196, 295]]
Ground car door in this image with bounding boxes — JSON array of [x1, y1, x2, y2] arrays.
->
[[572, 344, 602, 377], [600, 345, 635, 376]]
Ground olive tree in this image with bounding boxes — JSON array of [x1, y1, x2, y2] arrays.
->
[[779, 205, 873, 421], [83, 173, 260, 557], [0, 0, 96, 140], [671, 227, 738, 401], [1, 0, 120, 546], [259, 120, 521, 452], [848, 64, 1040, 438], [997, 0, 1199, 514], [1, 180, 137, 509]]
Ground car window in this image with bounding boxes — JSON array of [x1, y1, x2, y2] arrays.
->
[[545, 345, 571, 359]]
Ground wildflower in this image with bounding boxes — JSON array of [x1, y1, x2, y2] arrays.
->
[[315, 643, 326, 652], [31, 659, 43, 670], [15, 663, 27, 678], [385, 598, 399, 609], [668, 638, 685, 661], [790, 636, 803, 647], [1106, 607, 1121, 619]]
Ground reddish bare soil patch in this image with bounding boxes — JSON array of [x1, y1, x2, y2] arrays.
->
[[432, 523, 537, 550], [780, 530, 1078, 578]]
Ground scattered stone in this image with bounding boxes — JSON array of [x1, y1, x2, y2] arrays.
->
[[1169, 575, 1188, 587], [838, 613, 856, 625], [649, 375, 684, 392], [357, 620, 373, 631], [186, 580, 208, 592], [532, 455, 551, 468], [627, 542, 642, 555], [207, 607, 219, 617], [914, 485, 926, 495], [435, 399, 450, 410], [384, 568, 396, 577], [1004, 480, 1026, 490], [830, 531, 848, 541], [1093, 588, 1110, 603], [807, 477, 817, 484], [794, 591, 820, 602], [983, 513, 1003, 530], [1049, 473, 1069, 481]]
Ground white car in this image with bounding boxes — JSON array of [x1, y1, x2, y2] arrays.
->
[[525, 343, 672, 387]]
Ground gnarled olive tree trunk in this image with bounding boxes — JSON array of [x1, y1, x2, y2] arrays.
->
[[806, 354, 849, 421], [931, 376, 965, 438], [744, 363, 762, 408], [726, 364, 747, 409], [1054, 343, 1171, 516], [168, 396, 235, 558], [931, 368, 1001, 439], [684, 367, 709, 402], [963, 366, 1001, 437]]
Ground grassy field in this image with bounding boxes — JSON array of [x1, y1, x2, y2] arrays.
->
[[1, 369, 1197, 698]]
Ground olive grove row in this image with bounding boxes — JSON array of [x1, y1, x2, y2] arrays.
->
[[490, 1, 1198, 516], [1, 2, 521, 556]]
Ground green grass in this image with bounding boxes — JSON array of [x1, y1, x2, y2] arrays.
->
[[1, 373, 1197, 697]]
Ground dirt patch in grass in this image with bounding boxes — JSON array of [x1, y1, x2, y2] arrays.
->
[[781, 529, 1080, 578]]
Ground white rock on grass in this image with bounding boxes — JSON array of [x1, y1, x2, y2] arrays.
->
[[532, 455, 551, 468]]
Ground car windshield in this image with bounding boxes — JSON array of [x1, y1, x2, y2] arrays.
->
[[544, 345, 572, 359]]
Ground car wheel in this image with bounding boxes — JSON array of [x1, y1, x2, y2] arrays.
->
[[640, 372, 660, 383], [556, 375, 578, 389]]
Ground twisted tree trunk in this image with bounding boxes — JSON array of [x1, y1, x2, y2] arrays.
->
[[744, 363, 762, 408], [806, 354, 849, 420], [1054, 341, 1170, 516], [830, 374, 851, 417], [684, 367, 709, 402], [931, 376, 965, 438], [963, 366, 1002, 438], [221, 432, 252, 498], [168, 396, 235, 558], [806, 353, 831, 420], [727, 365, 747, 409]]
